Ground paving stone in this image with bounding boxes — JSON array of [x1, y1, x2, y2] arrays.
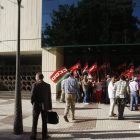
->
[[0, 98, 140, 139]]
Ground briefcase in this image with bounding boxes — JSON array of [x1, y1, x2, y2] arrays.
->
[[47, 111, 59, 124]]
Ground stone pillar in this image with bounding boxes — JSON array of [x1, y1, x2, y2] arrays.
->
[[42, 49, 64, 101]]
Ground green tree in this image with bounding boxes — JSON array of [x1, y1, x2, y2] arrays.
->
[[43, 0, 140, 46]]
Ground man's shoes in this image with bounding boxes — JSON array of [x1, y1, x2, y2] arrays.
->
[[118, 117, 124, 120], [63, 115, 69, 122], [42, 134, 51, 139], [109, 115, 116, 117], [84, 102, 89, 104], [30, 136, 36, 140], [135, 109, 139, 110], [113, 113, 116, 116]]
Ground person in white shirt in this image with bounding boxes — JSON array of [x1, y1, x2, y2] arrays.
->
[[108, 77, 116, 117], [106, 75, 111, 103], [129, 77, 139, 111]]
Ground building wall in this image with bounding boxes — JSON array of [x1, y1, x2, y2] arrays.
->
[[0, 0, 64, 101], [42, 49, 64, 101], [0, 0, 42, 53]]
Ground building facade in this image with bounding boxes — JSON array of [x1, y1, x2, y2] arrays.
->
[[0, 0, 64, 100], [0, 0, 140, 100]]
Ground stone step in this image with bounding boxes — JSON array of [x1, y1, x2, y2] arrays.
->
[[0, 96, 30, 100], [0, 91, 30, 100]]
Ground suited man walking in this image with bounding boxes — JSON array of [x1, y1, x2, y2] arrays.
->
[[30, 73, 52, 140]]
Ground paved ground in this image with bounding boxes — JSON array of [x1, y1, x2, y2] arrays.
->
[[0, 98, 140, 140]]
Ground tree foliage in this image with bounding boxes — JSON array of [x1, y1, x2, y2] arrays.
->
[[42, 0, 140, 46]]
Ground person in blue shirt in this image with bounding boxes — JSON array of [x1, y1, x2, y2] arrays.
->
[[62, 71, 79, 122]]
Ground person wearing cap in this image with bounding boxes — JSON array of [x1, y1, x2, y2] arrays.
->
[[82, 75, 89, 104], [129, 77, 139, 111]]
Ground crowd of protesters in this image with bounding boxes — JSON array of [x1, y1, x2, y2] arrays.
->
[[60, 71, 117, 104], [60, 70, 140, 121]]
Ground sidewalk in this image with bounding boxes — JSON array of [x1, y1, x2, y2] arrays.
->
[[0, 98, 140, 140]]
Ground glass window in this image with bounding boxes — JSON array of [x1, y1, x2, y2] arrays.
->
[[42, 0, 140, 47], [42, 0, 58, 14]]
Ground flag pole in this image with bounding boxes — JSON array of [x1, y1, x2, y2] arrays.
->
[[97, 70, 99, 79]]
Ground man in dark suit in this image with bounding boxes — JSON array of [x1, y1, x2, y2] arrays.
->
[[30, 73, 52, 140]]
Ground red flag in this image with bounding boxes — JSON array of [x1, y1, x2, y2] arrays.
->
[[73, 70, 77, 76], [117, 61, 127, 69], [88, 62, 97, 73], [69, 61, 81, 71], [123, 70, 129, 78], [129, 66, 134, 78], [134, 65, 140, 74], [82, 62, 88, 73], [127, 61, 134, 69], [98, 62, 107, 71], [137, 74, 140, 79], [50, 67, 70, 85]]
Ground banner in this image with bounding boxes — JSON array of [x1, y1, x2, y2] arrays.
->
[[117, 61, 127, 69], [137, 74, 140, 79], [50, 67, 70, 85], [73, 70, 77, 76], [123, 70, 129, 78], [98, 62, 107, 71], [129, 66, 134, 78], [88, 62, 97, 73], [82, 62, 88, 73], [69, 61, 81, 71], [127, 61, 134, 69]]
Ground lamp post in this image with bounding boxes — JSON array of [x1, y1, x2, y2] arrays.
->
[[13, 0, 23, 135]]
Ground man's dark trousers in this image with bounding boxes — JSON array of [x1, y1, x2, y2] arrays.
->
[[117, 98, 126, 120], [31, 104, 47, 137]]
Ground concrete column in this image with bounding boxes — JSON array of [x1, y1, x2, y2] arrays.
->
[[42, 49, 64, 101]]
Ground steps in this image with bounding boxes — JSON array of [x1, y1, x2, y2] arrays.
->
[[0, 91, 30, 100]]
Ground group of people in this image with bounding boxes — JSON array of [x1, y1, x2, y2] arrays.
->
[[108, 75, 140, 119], [60, 72, 114, 104], [61, 71, 140, 122], [29, 72, 140, 140]]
